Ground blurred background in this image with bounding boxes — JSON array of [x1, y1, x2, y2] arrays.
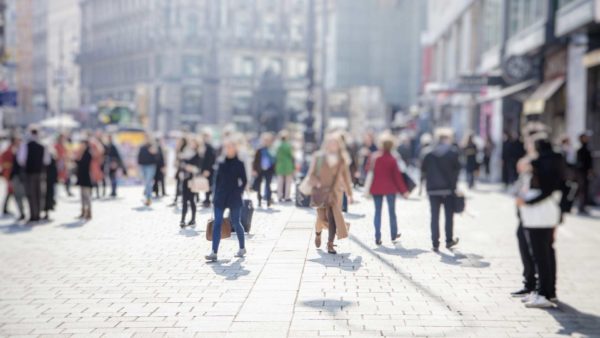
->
[[0, 0, 598, 183]]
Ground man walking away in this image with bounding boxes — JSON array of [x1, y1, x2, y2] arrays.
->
[[576, 133, 593, 215], [106, 135, 126, 197], [421, 128, 461, 252], [137, 136, 158, 206], [18, 128, 50, 223]]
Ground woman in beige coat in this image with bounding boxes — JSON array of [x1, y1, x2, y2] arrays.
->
[[306, 134, 353, 254]]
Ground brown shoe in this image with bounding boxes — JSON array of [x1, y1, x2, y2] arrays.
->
[[315, 232, 322, 248], [85, 209, 92, 220]]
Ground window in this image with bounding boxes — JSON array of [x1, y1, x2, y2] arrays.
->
[[183, 55, 203, 77], [233, 56, 255, 77], [181, 87, 203, 118]]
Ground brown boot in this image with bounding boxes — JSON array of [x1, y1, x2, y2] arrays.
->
[[327, 241, 337, 255], [315, 232, 322, 248], [77, 208, 85, 219], [85, 208, 92, 220]]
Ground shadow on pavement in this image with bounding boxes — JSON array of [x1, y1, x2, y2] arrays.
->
[[437, 249, 490, 268], [59, 220, 88, 228], [209, 258, 250, 280], [301, 299, 354, 313], [0, 223, 33, 234], [308, 251, 362, 271], [178, 228, 199, 237], [131, 206, 153, 212], [374, 244, 429, 259], [549, 302, 600, 337], [255, 208, 282, 214]]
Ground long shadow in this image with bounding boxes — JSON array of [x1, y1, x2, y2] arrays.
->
[[255, 207, 282, 214], [548, 302, 600, 337], [374, 244, 428, 259], [178, 228, 199, 237], [0, 223, 32, 234], [349, 234, 465, 317], [131, 206, 153, 212], [209, 258, 250, 280], [301, 299, 354, 313], [307, 251, 362, 272], [59, 220, 88, 228], [437, 249, 490, 268]]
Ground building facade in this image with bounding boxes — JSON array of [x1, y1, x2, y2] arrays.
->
[[79, 0, 310, 132], [422, 0, 600, 181]]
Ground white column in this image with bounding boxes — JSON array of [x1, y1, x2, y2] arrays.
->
[[566, 39, 588, 144]]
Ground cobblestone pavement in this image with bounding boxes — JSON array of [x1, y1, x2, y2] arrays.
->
[[0, 183, 599, 338]]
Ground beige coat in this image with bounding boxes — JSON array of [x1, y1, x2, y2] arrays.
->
[[307, 152, 353, 240]]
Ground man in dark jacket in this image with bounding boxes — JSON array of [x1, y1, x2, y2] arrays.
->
[[17, 128, 50, 223], [576, 133, 593, 214], [137, 138, 157, 206], [106, 135, 126, 197], [252, 133, 275, 207], [421, 129, 461, 251]]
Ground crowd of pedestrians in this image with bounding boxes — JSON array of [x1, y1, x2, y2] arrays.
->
[[1, 123, 596, 312]]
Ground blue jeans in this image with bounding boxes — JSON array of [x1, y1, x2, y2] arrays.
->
[[141, 165, 156, 200], [212, 206, 245, 253], [373, 194, 397, 241]]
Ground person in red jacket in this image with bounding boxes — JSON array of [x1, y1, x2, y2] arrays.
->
[[368, 136, 409, 245]]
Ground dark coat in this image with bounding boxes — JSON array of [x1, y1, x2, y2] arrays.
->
[[76, 148, 93, 187], [369, 151, 408, 195], [154, 146, 166, 180], [137, 145, 157, 166], [213, 156, 247, 209], [182, 153, 203, 194], [252, 147, 275, 174], [526, 147, 566, 205], [576, 143, 592, 173], [421, 144, 461, 195], [463, 143, 479, 172], [106, 143, 125, 174]]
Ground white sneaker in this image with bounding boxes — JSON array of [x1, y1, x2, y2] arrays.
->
[[205, 252, 217, 262], [525, 294, 554, 308], [521, 291, 537, 303], [235, 248, 247, 258]]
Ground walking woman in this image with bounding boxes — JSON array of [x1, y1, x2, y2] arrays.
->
[[180, 139, 203, 228], [205, 138, 248, 262], [306, 134, 353, 254], [367, 135, 409, 245], [170, 137, 188, 206], [275, 131, 295, 202], [76, 140, 93, 220]]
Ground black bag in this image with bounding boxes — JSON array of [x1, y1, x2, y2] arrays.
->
[[296, 182, 311, 207], [402, 172, 417, 193], [234, 199, 253, 233], [453, 192, 466, 214]]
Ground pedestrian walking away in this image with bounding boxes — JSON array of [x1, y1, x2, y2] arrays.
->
[[76, 140, 94, 220], [421, 128, 461, 252], [365, 134, 409, 245], [179, 138, 203, 228], [205, 138, 248, 262]]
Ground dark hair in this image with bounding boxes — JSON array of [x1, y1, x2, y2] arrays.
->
[[534, 138, 552, 154]]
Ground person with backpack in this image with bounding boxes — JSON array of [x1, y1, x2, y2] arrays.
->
[[421, 128, 461, 252]]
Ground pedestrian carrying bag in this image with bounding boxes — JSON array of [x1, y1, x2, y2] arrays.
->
[[402, 172, 416, 193], [311, 160, 341, 208], [206, 218, 232, 241], [234, 199, 254, 233], [519, 192, 561, 228], [453, 192, 466, 214], [189, 176, 210, 193]]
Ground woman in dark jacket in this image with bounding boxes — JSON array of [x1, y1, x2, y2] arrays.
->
[[516, 138, 565, 308], [205, 138, 247, 262], [179, 140, 203, 228], [76, 140, 93, 220], [368, 137, 409, 245]]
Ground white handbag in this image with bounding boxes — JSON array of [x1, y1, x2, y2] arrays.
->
[[298, 175, 313, 196], [188, 176, 210, 193], [519, 191, 561, 228]]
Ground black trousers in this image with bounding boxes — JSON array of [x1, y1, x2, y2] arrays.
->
[[429, 195, 454, 248], [25, 173, 43, 221], [578, 170, 590, 212], [517, 223, 536, 290], [526, 228, 556, 299], [255, 171, 273, 203], [153, 176, 166, 197], [181, 184, 196, 223]]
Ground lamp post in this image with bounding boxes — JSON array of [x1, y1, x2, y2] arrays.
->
[[304, 0, 317, 157]]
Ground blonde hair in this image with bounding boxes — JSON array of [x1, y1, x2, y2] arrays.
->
[[378, 133, 396, 152]]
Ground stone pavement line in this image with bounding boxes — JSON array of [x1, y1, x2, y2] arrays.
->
[[228, 205, 311, 336]]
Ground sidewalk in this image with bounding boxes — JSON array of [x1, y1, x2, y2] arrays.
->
[[0, 184, 599, 337]]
